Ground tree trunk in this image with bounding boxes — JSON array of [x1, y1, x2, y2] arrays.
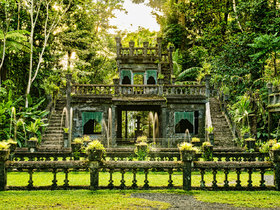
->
[[17, 0, 21, 30], [274, 51, 277, 76], [232, 0, 243, 32]]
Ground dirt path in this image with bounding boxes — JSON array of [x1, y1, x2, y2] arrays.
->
[[131, 193, 275, 210]]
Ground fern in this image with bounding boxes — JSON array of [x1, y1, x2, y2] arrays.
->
[[177, 67, 202, 81]]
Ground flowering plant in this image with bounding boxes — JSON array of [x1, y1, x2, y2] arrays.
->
[[85, 140, 105, 154]]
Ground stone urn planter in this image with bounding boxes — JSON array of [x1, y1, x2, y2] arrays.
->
[[87, 149, 104, 161], [209, 133, 214, 146], [27, 138, 38, 152], [7, 139, 17, 153], [180, 150, 196, 162], [113, 78, 120, 85], [245, 138, 256, 150], [0, 150, 10, 161], [270, 150, 280, 162], [202, 143, 213, 161], [85, 140, 105, 161]]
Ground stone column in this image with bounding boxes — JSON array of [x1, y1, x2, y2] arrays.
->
[[66, 74, 72, 148], [161, 106, 167, 146], [169, 46, 174, 76], [272, 151, 280, 190], [157, 37, 162, 75], [129, 41, 135, 56], [143, 42, 149, 56], [89, 161, 99, 190], [205, 74, 211, 98], [111, 105, 117, 146], [0, 150, 9, 191], [115, 37, 122, 57], [182, 151, 194, 191]]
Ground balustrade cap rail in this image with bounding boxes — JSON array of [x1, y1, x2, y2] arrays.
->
[[193, 161, 273, 169], [103, 161, 182, 169], [6, 161, 88, 169]]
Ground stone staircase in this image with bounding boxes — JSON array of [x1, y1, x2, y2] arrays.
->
[[161, 62, 171, 84], [210, 97, 236, 148], [38, 100, 68, 152]]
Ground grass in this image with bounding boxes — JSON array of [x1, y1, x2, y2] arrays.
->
[[0, 190, 170, 209], [4, 170, 280, 209], [7, 170, 274, 188], [1, 189, 280, 209]]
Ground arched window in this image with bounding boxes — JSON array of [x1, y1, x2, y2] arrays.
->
[[175, 119, 193, 133], [122, 76, 131, 84], [147, 76, 156, 84], [83, 119, 102, 134]]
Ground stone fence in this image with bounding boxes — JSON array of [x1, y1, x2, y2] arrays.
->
[[1, 151, 278, 191], [11, 148, 269, 162], [71, 84, 206, 97]]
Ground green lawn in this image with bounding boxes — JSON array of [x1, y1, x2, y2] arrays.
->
[[1, 190, 280, 209], [7, 170, 274, 188], [2, 171, 280, 209]]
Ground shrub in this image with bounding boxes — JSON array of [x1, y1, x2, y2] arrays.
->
[[0, 141, 10, 150], [73, 138, 83, 144], [178, 142, 198, 153], [272, 143, 280, 151], [85, 140, 105, 154], [202, 142, 211, 147], [191, 137, 200, 142], [29, 137, 38, 141]]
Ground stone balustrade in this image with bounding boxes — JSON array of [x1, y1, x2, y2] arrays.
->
[[71, 84, 207, 97]]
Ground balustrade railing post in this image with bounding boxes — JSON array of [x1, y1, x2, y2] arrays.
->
[[0, 150, 9, 191], [273, 154, 280, 190], [66, 74, 72, 148], [181, 151, 194, 191], [89, 161, 100, 190]]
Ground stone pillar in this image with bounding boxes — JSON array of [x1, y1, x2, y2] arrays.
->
[[205, 74, 211, 98], [115, 37, 122, 57], [66, 74, 72, 148], [0, 150, 9, 191], [129, 41, 135, 56], [157, 37, 162, 59], [143, 42, 149, 56], [169, 46, 174, 77], [182, 151, 194, 191], [89, 161, 99, 190], [161, 106, 167, 146], [157, 37, 162, 75], [111, 105, 117, 146], [272, 151, 280, 190]]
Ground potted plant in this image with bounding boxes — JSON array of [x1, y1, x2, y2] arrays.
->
[[0, 141, 10, 161], [83, 135, 91, 147], [135, 136, 149, 160], [27, 137, 38, 152], [201, 142, 213, 161], [85, 140, 105, 161], [245, 137, 256, 150], [178, 142, 198, 161], [191, 137, 201, 147], [270, 143, 280, 161], [158, 73, 165, 85], [71, 137, 83, 152], [7, 139, 17, 153]]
